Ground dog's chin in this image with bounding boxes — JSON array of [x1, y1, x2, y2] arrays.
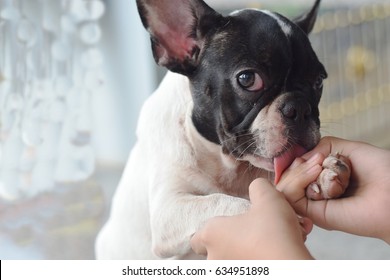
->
[[240, 144, 308, 183], [241, 154, 275, 172]]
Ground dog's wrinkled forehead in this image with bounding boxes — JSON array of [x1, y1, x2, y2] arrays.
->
[[221, 8, 314, 56], [230, 9, 293, 37], [202, 10, 287, 70], [203, 8, 307, 68]]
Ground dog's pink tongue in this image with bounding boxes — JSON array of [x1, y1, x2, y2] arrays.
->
[[274, 145, 307, 184]]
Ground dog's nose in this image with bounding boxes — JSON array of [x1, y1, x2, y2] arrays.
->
[[280, 100, 312, 123]]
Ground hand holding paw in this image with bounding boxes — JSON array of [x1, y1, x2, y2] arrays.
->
[[306, 153, 351, 200]]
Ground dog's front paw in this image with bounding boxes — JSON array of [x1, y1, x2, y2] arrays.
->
[[306, 153, 351, 200]]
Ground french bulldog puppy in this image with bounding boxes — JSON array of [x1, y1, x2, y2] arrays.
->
[[96, 0, 350, 259]]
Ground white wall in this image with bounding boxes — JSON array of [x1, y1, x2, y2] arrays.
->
[[93, 0, 156, 165]]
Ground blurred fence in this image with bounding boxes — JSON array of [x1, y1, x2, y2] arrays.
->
[[311, 3, 390, 148]]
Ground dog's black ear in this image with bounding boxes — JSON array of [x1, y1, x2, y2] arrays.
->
[[136, 0, 224, 75], [293, 0, 321, 34]]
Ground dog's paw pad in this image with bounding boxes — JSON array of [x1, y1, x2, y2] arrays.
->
[[307, 153, 351, 200]]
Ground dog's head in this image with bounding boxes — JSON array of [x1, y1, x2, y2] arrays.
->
[[137, 0, 326, 181]]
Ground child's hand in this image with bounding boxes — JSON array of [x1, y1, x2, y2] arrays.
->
[[278, 137, 390, 244], [191, 178, 315, 260]]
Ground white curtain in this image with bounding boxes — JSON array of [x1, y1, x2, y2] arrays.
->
[[93, 0, 155, 165], [0, 0, 156, 200]]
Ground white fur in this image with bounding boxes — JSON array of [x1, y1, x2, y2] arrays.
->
[[261, 10, 292, 36], [95, 72, 267, 259], [230, 9, 292, 37]]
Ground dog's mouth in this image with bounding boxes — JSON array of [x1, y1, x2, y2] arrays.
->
[[273, 144, 307, 184], [244, 144, 307, 184]]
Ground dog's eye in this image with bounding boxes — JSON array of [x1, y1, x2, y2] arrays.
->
[[314, 74, 326, 90], [237, 71, 264, 91]]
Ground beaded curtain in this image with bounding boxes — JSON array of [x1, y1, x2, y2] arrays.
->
[[0, 0, 106, 200]]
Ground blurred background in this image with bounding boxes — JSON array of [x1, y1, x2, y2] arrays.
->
[[0, 0, 389, 259]]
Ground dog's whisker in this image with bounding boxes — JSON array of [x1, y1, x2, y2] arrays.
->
[[219, 131, 254, 145], [230, 138, 256, 154], [223, 135, 257, 158], [237, 140, 257, 159]]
